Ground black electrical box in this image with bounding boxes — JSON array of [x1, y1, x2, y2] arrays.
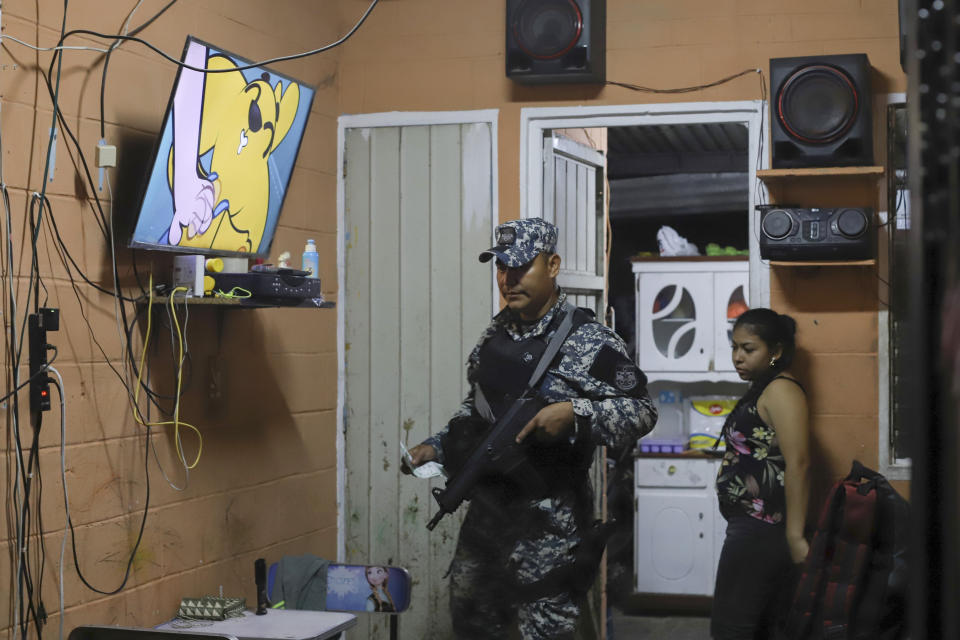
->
[[28, 307, 59, 413]]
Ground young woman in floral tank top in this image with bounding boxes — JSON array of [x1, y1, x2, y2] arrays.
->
[[710, 308, 810, 640]]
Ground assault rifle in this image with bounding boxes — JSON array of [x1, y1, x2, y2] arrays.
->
[[425, 304, 579, 531], [425, 395, 548, 531]]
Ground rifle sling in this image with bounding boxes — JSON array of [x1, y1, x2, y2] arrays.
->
[[527, 302, 577, 393]]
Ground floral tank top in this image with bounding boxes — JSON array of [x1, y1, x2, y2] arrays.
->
[[715, 376, 805, 524]]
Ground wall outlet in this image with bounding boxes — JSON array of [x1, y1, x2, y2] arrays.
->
[[96, 143, 117, 168]]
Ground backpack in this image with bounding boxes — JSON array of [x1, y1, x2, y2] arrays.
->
[[785, 461, 909, 640]]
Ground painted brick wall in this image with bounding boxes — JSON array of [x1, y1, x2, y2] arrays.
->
[[0, 0, 907, 634], [334, 0, 906, 513], [1, 1, 344, 634]]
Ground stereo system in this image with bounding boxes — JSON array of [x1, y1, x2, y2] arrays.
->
[[506, 0, 605, 84], [758, 206, 875, 261], [212, 270, 325, 300], [770, 54, 873, 168]]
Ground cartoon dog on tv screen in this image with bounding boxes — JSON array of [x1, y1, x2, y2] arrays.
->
[[164, 40, 300, 253]]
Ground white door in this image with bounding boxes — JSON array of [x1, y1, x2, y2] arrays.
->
[[341, 119, 495, 639], [634, 491, 715, 595], [541, 134, 606, 314]]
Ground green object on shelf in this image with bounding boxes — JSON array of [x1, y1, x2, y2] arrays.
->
[[705, 243, 748, 256]]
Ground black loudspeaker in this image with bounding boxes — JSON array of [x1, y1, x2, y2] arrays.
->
[[770, 54, 873, 168], [506, 0, 605, 84], [758, 206, 875, 261]]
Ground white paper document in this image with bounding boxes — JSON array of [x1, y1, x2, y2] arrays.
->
[[400, 440, 446, 479]]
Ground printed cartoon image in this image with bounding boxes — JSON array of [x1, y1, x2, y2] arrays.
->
[[132, 38, 313, 255], [325, 564, 410, 613], [364, 565, 396, 613]]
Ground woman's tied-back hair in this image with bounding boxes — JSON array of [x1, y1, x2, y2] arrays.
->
[[721, 308, 799, 439], [733, 308, 798, 375]]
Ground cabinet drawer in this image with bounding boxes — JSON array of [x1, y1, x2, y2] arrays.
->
[[635, 458, 716, 489]]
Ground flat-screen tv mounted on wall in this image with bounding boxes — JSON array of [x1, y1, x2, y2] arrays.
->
[[130, 36, 315, 258]]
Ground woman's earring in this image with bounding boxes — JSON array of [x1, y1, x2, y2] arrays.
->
[[769, 357, 777, 368]]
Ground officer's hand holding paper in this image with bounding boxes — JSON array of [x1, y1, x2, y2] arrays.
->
[[400, 441, 445, 479]]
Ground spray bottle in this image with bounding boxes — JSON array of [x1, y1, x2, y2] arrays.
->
[[302, 239, 319, 278]]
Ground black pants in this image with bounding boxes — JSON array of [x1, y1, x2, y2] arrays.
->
[[711, 515, 796, 640]]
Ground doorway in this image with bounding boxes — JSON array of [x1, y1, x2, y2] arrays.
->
[[521, 100, 769, 314], [522, 101, 766, 614]]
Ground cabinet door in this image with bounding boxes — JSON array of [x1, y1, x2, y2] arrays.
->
[[712, 271, 749, 372], [634, 490, 716, 595], [636, 272, 713, 371]]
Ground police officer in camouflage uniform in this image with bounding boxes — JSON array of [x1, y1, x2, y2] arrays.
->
[[403, 218, 656, 639]]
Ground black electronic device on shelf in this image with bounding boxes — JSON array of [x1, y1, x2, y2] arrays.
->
[[758, 206, 875, 261], [211, 269, 324, 299], [769, 53, 873, 168]]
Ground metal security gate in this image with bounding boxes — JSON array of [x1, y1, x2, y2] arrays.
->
[[542, 134, 607, 315], [339, 115, 496, 639]]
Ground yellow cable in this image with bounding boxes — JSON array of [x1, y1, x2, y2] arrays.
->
[[168, 286, 202, 468], [133, 274, 203, 468], [214, 286, 251, 299]]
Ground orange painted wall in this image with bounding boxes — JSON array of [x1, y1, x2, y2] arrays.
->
[[334, 0, 906, 514], [0, 0, 907, 633], [1, 1, 345, 633]]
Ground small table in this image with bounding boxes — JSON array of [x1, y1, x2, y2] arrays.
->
[[156, 610, 356, 640]]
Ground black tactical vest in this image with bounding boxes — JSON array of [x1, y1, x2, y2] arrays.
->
[[473, 306, 596, 476]]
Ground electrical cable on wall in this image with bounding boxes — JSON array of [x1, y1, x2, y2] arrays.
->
[[48, 365, 68, 640], [5, 2, 72, 634], [0, 0, 386, 615], [0, 35, 110, 53], [607, 67, 762, 94], [1, 0, 380, 78], [1, 0, 179, 617], [100, 0, 180, 138]]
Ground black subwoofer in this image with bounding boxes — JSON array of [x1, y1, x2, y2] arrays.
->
[[506, 0, 605, 84], [770, 54, 873, 168], [759, 206, 875, 261]]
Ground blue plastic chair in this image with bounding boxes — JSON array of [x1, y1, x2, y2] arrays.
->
[[267, 561, 409, 640]]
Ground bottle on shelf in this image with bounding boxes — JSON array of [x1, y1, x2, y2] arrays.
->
[[302, 239, 319, 278]]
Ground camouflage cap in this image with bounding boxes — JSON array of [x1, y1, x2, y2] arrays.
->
[[478, 218, 559, 267]]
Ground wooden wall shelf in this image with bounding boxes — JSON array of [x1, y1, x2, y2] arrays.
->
[[146, 296, 334, 309], [757, 166, 884, 179], [630, 255, 748, 263], [769, 259, 876, 267]]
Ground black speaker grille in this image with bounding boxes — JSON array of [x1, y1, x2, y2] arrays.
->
[[836, 208, 868, 238], [511, 0, 583, 60], [761, 209, 794, 239], [777, 65, 860, 144]]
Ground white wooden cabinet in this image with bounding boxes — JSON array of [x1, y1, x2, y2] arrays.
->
[[634, 457, 727, 596], [633, 259, 749, 382]]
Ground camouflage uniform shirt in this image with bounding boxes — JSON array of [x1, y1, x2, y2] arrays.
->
[[423, 290, 657, 459]]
